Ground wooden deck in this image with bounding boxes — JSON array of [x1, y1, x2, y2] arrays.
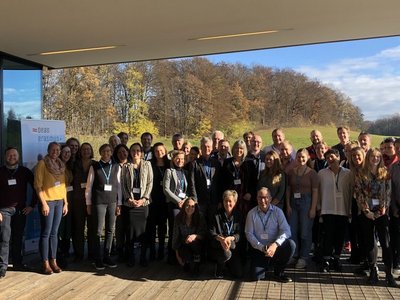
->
[[1, 255, 400, 300]]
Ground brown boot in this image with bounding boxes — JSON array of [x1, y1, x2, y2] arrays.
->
[[42, 260, 53, 275], [49, 259, 62, 273]]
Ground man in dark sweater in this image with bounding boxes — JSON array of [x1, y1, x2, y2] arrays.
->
[[0, 147, 36, 278]]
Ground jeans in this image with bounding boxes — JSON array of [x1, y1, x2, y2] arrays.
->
[[94, 203, 116, 260], [288, 194, 314, 259], [39, 200, 63, 261], [0, 207, 16, 270]]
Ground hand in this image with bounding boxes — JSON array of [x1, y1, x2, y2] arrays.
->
[[134, 199, 145, 207], [115, 206, 121, 216], [309, 208, 316, 219], [243, 193, 251, 201], [62, 203, 68, 216], [127, 198, 135, 207], [0, 213, 2, 222], [185, 234, 196, 244], [286, 206, 292, 217], [41, 203, 50, 216], [86, 204, 92, 215], [365, 211, 375, 220], [178, 201, 184, 209], [22, 206, 33, 215], [265, 243, 278, 257]]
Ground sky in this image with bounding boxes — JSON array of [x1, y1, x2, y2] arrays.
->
[[205, 36, 400, 121]]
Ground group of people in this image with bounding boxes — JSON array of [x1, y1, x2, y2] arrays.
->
[[0, 128, 400, 287]]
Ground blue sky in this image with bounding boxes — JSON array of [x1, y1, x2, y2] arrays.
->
[[205, 36, 400, 121]]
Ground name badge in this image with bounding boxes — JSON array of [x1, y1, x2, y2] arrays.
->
[[55, 181, 61, 187], [132, 187, 141, 194], [261, 233, 268, 240], [67, 186, 73, 192], [372, 198, 380, 206], [234, 179, 241, 185], [206, 179, 211, 187], [8, 179, 17, 186], [104, 184, 112, 191], [294, 192, 301, 199], [178, 192, 186, 199], [80, 183, 87, 189]]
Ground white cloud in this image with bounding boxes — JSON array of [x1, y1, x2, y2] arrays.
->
[[296, 45, 400, 121]]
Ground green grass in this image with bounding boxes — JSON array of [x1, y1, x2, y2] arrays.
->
[[68, 126, 387, 160]]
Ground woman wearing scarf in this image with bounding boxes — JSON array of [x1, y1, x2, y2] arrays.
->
[[34, 142, 68, 275]]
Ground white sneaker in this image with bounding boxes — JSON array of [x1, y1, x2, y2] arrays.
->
[[295, 258, 307, 269]]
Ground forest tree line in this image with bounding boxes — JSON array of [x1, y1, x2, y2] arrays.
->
[[365, 114, 400, 136], [42, 57, 364, 138]]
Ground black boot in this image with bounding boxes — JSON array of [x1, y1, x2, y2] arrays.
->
[[367, 265, 379, 285], [140, 245, 148, 267], [386, 267, 398, 288]]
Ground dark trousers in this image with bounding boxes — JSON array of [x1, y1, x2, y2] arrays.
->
[[58, 211, 72, 258], [389, 212, 400, 268], [321, 214, 347, 258], [39, 200, 63, 261], [122, 205, 148, 257], [167, 202, 181, 259], [10, 209, 26, 265], [210, 244, 243, 278], [0, 207, 16, 270], [71, 198, 95, 260], [177, 239, 202, 263], [349, 199, 363, 263], [250, 239, 296, 280], [147, 202, 167, 254], [359, 214, 393, 269], [93, 203, 116, 260]]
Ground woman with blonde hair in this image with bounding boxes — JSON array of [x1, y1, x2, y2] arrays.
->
[[354, 148, 397, 287], [257, 151, 286, 209]]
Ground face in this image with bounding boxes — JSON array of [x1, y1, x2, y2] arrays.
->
[[310, 131, 322, 145], [233, 146, 245, 159], [223, 195, 236, 214], [130, 145, 142, 160], [384, 142, 396, 157], [141, 135, 152, 149], [272, 130, 284, 146], [48, 144, 61, 160], [257, 189, 271, 212], [326, 153, 339, 166], [117, 147, 129, 163], [172, 138, 184, 150], [338, 129, 349, 144], [5, 149, 19, 166], [244, 133, 253, 147], [369, 152, 381, 166], [280, 144, 292, 159], [109, 137, 119, 149], [154, 145, 166, 160], [183, 144, 191, 156], [61, 147, 71, 163], [201, 141, 213, 157], [80, 144, 92, 159], [351, 150, 364, 167], [100, 146, 112, 161], [219, 141, 229, 156], [358, 135, 370, 151], [213, 132, 223, 150], [315, 144, 327, 159], [251, 135, 262, 152], [120, 134, 129, 145], [68, 140, 79, 156], [296, 151, 309, 166], [344, 144, 353, 160], [188, 149, 199, 162], [185, 199, 196, 216], [265, 154, 274, 168], [173, 153, 185, 168]]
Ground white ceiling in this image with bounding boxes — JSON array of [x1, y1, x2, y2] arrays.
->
[[1, 0, 399, 69]]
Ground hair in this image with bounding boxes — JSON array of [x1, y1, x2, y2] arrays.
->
[[257, 187, 272, 198], [315, 141, 328, 150], [242, 131, 254, 139], [108, 135, 121, 147], [99, 143, 112, 154], [141, 132, 153, 140], [151, 142, 169, 165], [5, 146, 18, 154], [171, 150, 185, 168], [212, 130, 224, 139], [358, 131, 370, 138], [280, 140, 293, 156], [347, 140, 360, 148], [80, 142, 94, 159], [47, 141, 60, 153], [113, 144, 130, 163], [349, 146, 365, 172], [365, 147, 388, 181], [231, 140, 247, 161], [262, 150, 283, 185], [182, 141, 192, 149], [130, 142, 143, 151], [117, 131, 128, 139], [172, 133, 183, 141], [175, 198, 201, 228], [200, 136, 212, 146], [272, 128, 283, 136], [383, 137, 396, 145], [337, 126, 350, 133], [223, 190, 238, 203], [66, 137, 80, 147], [324, 148, 340, 159], [190, 146, 200, 154]]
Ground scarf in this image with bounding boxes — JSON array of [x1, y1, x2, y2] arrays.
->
[[43, 155, 65, 177]]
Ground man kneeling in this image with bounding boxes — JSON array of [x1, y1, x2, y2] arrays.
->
[[245, 187, 295, 282]]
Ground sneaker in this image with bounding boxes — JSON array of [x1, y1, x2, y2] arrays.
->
[[273, 271, 293, 283], [93, 260, 105, 270], [103, 257, 117, 268], [295, 258, 307, 269], [320, 260, 330, 273], [386, 274, 398, 288]]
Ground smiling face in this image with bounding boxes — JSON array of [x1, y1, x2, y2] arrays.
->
[[184, 199, 196, 217], [117, 146, 129, 163], [130, 144, 142, 161], [173, 153, 185, 168], [280, 143, 292, 159], [338, 128, 349, 144], [251, 135, 262, 153], [48, 143, 61, 160], [5, 148, 19, 166], [358, 134, 370, 151], [223, 195, 236, 215], [265, 154, 275, 168], [351, 150, 364, 167], [141, 135, 152, 150], [100, 145, 112, 162], [67, 140, 79, 156], [272, 130, 284, 146], [154, 145, 166, 160], [310, 130, 322, 145], [315, 143, 327, 159], [233, 145, 245, 160], [80, 144, 93, 159], [60, 146, 71, 163], [201, 140, 213, 157], [257, 188, 272, 212], [296, 150, 309, 166], [369, 151, 381, 167]]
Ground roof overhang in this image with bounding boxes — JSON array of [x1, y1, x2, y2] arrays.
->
[[1, 0, 399, 69]]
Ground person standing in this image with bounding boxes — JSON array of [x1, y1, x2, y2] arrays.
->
[[0, 147, 36, 277], [332, 126, 350, 163], [34, 142, 68, 274]]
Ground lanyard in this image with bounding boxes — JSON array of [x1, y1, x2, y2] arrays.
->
[[258, 209, 272, 232], [176, 169, 186, 191], [232, 161, 240, 179], [203, 159, 212, 179], [100, 161, 112, 184]]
